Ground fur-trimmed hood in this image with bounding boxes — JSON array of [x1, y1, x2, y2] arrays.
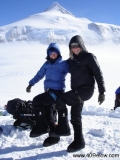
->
[[69, 35, 88, 59]]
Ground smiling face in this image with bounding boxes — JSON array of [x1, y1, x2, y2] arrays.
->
[[70, 43, 82, 55], [71, 47, 82, 55]]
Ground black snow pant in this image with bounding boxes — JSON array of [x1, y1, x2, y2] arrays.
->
[[56, 87, 94, 124], [32, 89, 64, 126]]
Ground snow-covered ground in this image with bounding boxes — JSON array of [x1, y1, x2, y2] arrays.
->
[[0, 42, 120, 160]]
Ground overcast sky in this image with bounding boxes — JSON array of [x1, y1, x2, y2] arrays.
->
[[0, 0, 120, 26]]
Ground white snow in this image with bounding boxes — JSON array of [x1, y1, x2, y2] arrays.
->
[[0, 2, 120, 160]]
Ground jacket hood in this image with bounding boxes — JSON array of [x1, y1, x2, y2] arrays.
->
[[69, 35, 88, 59], [47, 43, 61, 56]]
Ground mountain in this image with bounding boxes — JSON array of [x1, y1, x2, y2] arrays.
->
[[44, 2, 74, 16], [0, 2, 120, 45]]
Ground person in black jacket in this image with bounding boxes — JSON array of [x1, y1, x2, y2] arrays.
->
[[54, 35, 106, 152]]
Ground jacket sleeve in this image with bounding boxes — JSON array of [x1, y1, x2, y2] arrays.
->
[[29, 63, 46, 86], [64, 59, 70, 73], [88, 54, 106, 93]]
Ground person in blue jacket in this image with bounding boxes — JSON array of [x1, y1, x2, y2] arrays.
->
[[114, 86, 120, 110], [26, 42, 69, 146]]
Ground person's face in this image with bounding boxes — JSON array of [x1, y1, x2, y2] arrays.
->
[[49, 52, 58, 59], [71, 47, 81, 55], [71, 43, 82, 55]]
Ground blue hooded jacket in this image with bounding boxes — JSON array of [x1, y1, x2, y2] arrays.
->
[[29, 43, 69, 90]]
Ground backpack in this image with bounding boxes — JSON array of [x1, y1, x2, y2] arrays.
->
[[6, 98, 36, 130]]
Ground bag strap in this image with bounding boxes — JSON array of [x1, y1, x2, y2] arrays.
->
[[74, 90, 84, 103], [49, 92, 57, 101]]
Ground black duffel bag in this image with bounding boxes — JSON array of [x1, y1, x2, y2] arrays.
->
[[6, 98, 36, 130]]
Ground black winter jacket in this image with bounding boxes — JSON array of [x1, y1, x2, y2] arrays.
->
[[68, 51, 106, 93]]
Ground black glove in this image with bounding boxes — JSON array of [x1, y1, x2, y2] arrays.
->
[[26, 84, 32, 93], [98, 93, 105, 105]]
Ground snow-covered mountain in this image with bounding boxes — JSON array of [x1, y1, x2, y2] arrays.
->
[[0, 2, 120, 45]]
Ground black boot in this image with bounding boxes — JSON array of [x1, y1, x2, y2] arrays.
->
[[67, 122, 85, 152], [43, 134, 60, 147], [30, 109, 49, 138], [43, 121, 60, 147], [54, 108, 71, 136], [43, 120, 60, 147], [43, 105, 60, 147]]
